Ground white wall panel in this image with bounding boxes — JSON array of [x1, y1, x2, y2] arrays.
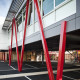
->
[[17, 32, 20, 41], [34, 22, 39, 32], [18, 23, 22, 32], [20, 31, 23, 40], [0, 44, 8, 50], [26, 25, 34, 36], [56, 0, 76, 22], [0, 25, 8, 50], [43, 12, 55, 28]]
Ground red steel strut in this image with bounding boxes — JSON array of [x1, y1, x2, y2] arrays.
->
[[56, 21, 67, 80], [9, 0, 29, 72], [13, 18, 20, 71], [9, 19, 13, 66], [20, 0, 29, 71], [33, 0, 55, 80]]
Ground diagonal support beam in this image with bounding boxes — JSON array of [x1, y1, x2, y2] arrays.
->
[[33, 0, 55, 80], [20, 0, 29, 71], [13, 18, 20, 71], [9, 20, 13, 66], [9, 0, 29, 72], [56, 21, 67, 80]]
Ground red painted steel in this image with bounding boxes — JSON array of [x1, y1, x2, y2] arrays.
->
[[9, 0, 29, 72], [4, 52, 5, 62], [56, 21, 67, 80], [9, 19, 14, 66], [13, 18, 20, 71], [20, 0, 29, 71], [33, 0, 55, 80]]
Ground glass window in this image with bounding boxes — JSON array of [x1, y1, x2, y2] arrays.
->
[[43, 0, 54, 16], [55, 0, 65, 6], [28, 1, 33, 25], [17, 16, 22, 26]]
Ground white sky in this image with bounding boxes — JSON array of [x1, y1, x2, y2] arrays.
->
[[0, 0, 12, 26]]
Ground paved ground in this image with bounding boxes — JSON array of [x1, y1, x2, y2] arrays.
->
[[0, 61, 80, 80]]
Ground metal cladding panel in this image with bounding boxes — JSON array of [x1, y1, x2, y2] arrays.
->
[[76, 0, 80, 17], [76, 17, 80, 29]]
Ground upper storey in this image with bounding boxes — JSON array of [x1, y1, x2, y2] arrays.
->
[[3, 0, 76, 30], [4, 0, 76, 47]]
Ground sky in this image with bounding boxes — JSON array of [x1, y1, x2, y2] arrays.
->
[[0, 0, 12, 26]]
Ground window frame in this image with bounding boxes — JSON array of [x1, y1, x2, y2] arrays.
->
[[42, 0, 71, 18]]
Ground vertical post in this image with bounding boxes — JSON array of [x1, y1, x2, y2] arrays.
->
[[4, 52, 5, 62], [20, 0, 29, 71], [33, 0, 55, 80], [56, 21, 67, 80]]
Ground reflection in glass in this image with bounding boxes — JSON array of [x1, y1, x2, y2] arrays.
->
[[55, 0, 65, 6], [43, 0, 54, 16], [28, 1, 33, 25]]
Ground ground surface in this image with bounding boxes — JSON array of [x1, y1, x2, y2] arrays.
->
[[0, 61, 80, 80]]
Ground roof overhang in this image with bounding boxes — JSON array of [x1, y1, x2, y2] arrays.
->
[[2, 0, 26, 30]]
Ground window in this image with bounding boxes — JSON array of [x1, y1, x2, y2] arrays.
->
[[17, 16, 22, 26], [55, 0, 65, 6], [28, 0, 33, 25], [43, 0, 54, 16]]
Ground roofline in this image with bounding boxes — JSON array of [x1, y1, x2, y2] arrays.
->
[[8, 0, 27, 30], [2, 0, 13, 30], [2, 0, 26, 30]]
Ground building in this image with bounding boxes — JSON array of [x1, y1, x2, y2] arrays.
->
[[0, 0, 80, 69]]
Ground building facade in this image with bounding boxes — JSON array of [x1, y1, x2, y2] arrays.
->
[[1, 0, 80, 62]]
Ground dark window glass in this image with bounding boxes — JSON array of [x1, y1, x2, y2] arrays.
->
[[18, 16, 22, 26], [28, 1, 33, 25], [43, 0, 54, 16], [55, 0, 65, 6]]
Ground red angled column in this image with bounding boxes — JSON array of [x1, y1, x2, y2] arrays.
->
[[33, 0, 55, 80], [9, 19, 14, 66], [56, 21, 67, 80], [13, 18, 20, 71], [20, 0, 29, 71]]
